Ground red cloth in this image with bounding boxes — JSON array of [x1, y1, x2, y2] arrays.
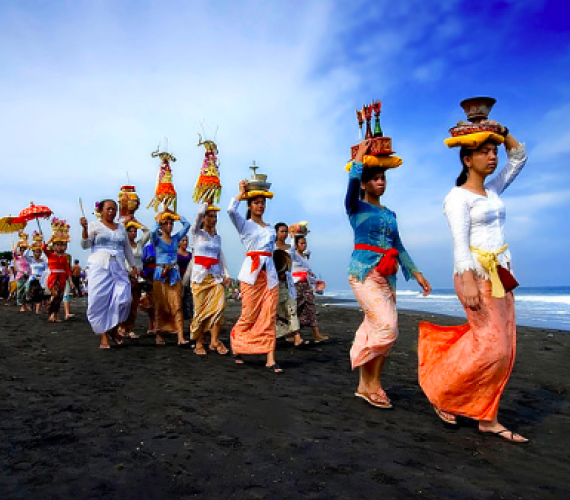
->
[[246, 251, 272, 273], [194, 256, 219, 270], [42, 244, 71, 290], [354, 243, 399, 277], [292, 271, 309, 282]]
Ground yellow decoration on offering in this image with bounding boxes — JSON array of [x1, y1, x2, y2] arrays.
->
[[125, 220, 143, 230], [344, 155, 403, 172], [243, 190, 274, 199], [155, 211, 181, 223], [444, 132, 504, 149], [206, 205, 220, 212]]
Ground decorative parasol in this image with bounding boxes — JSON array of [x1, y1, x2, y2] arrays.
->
[[17, 202, 53, 234], [0, 216, 27, 234]]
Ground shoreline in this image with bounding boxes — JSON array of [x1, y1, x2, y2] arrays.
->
[[1, 298, 569, 498], [316, 294, 570, 333]]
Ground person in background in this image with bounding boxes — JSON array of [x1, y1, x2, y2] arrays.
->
[[71, 260, 83, 297], [177, 235, 193, 323], [290, 233, 328, 343], [43, 233, 72, 323], [118, 219, 150, 338], [13, 231, 31, 313]]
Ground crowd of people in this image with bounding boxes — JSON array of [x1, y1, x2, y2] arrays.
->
[[2, 100, 530, 444]]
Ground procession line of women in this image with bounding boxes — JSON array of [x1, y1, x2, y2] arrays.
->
[[74, 101, 530, 444]]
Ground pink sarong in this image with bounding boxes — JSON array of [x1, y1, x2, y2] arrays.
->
[[231, 271, 279, 355], [349, 268, 398, 369], [418, 276, 516, 421]]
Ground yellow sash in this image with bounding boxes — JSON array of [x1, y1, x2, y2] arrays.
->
[[470, 244, 508, 298]]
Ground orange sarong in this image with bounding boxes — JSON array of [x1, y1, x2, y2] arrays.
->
[[231, 270, 278, 355], [418, 276, 516, 422], [349, 267, 398, 369]]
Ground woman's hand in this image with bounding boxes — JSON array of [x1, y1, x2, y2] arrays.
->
[[130, 267, 138, 278], [80, 217, 88, 229], [414, 272, 432, 296], [354, 138, 373, 163], [461, 272, 481, 310], [236, 180, 248, 201]]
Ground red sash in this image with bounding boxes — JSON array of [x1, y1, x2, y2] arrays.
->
[[292, 271, 308, 282], [194, 256, 219, 270], [355, 243, 399, 277], [246, 251, 272, 273]]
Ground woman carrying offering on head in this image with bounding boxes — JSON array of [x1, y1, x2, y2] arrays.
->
[[418, 98, 528, 443], [227, 168, 281, 373], [274, 223, 306, 347], [81, 201, 136, 348], [26, 232, 48, 314], [190, 203, 231, 356], [13, 232, 31, 313], [290, 229, 328, 343], [118, 218, 150, 338], [151, 210, 191, 346], [346, 132, 431, 409], [44, 220, 73, 323]]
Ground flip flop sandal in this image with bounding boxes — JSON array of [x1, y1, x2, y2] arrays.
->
[[193, 346, 207, 355], [155, 340, 166, 346], [99, 344, 111, 350], [294, 340, 313, 348], [433, 406, 458, 425], [314, 335, 329, 343], [266, 364, 283, 373], [479, 429, 529, 443], [210, 342, 228, 355], [233, 354, 244, 364], [127, 332, 140, 339], [354, 389, 392, 409]]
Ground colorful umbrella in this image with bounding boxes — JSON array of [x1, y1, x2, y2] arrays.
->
[[0, 216, 27, 234], [18, 202, 53, 234]]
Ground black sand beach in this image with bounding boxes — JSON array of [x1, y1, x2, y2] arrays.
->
[[1, 297, 569, 499]]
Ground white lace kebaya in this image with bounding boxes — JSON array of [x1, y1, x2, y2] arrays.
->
[[81, 220, 135, 270], [443, 143, 527, 280], [227, 197, 278, 289]]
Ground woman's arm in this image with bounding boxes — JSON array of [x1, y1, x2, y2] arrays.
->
[[174, 217, 191, 243], [80, 221, 96, 249], [485, 127, 527, 195], [139, 226, 151, 247], [444, 190, 481, 309], [191, 203, 208, 235], [150, 221, 161, 246], [345, 139, 372, 215], [123, 229, 136, 269], [391, 218, 420, 281], [227, 198, 246, 234], [220, 249, 231, 285]]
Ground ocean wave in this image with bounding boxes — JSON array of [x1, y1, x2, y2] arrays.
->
[[515, 295, 570, 305]]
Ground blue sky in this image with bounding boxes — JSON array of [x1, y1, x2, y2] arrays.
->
[[1, 0, 569, 290]]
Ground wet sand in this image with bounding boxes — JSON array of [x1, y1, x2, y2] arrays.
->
[[1, 297, 569, 499]]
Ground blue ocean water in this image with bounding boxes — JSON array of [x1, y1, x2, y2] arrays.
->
[[324, 286, 570, 331]]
